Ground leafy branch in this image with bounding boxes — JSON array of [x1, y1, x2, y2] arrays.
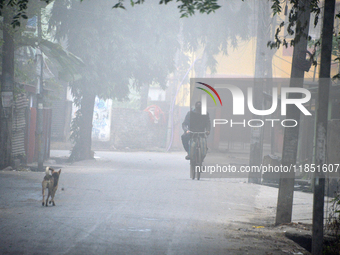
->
[[1, 0, 220, 28], [112, 0, 221, 18], [267, 0, 320, 49], [0, 0, 51, 27]]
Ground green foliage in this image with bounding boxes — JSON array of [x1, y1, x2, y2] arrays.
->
[[50, 0, 183, 159], [270, 0, 281, 16], [308, 33, 340, 81], [16, 36, 84, 82], [112, 0, 221, 18], [1, 0, 220, 28], [14, 56, 36, 85], [308, 34, 340, 69], [68, 108, 82, 162], [122, 1, 180, 89], [50, 0, 135, 100], [268, 0, 320, 49], [0, 0, 51, 27], [0, 0, 84, 91], [325, 190, 340, 255], [267, 0, 340, 81]]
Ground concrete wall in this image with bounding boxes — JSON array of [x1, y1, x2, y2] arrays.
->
[[111, 108, 167, 150], [327, 119, 340, 177]]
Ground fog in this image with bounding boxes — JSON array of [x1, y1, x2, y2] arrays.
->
[[46, 0, 260, 156], [1, 0, 334, 254], [8, 0, 325, 197]]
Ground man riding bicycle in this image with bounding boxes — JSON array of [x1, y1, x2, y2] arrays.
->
[[181, 101, 211, 160]]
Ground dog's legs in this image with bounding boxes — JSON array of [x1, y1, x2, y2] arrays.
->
[[42, 182, 47, 206], [51, 187, 58, 206], [42, 187, 45, 206], [46, 189, 51, 207]]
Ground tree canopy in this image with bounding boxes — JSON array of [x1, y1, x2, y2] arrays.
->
[[48, 0, 185, 160], [0, 0, 220, 27]]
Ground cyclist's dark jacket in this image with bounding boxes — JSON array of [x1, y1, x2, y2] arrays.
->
[[182, 109, 211, 132]]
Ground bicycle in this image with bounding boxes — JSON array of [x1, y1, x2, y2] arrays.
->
[[188, 131, 208, 180]]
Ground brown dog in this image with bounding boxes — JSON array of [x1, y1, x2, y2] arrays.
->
[[42, 167, 61, 206]]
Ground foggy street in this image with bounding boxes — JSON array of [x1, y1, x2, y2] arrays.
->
[[0, 150, 312, 255], [1, 0, 340, 254]]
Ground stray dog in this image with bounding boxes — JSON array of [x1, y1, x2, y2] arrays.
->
[[42, 167, 61, 206]]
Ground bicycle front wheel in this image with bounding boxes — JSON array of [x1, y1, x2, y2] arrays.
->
[[196, 147, 201, 180], [190, 160, 195, 180]]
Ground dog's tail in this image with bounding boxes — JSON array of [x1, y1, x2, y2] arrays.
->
[[45, 167, 50, 176], [45, 167, 54, 176]]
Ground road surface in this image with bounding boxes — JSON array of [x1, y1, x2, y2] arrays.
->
[[0, 151, 311, 254]]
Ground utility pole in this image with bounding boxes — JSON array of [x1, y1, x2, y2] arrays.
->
[[275, 0, 311, 225], [312, 1, 335, 254], [36, 9, 44, 172], [248, 0, 270, 183], [0, 4, 15, 169]]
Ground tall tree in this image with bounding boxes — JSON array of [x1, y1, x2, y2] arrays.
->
[[121, 1, 180, 110], [0, 0, 83, 169], [50, 0, 182, 161], [50, 0, 133, 161], [275, 0, 311, 225], [0, 3, 15, 168], [312, 1, 335, 253], [248, 0, 276, 184], [269, 2, 339, 253]]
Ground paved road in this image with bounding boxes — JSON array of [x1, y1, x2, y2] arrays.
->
[[0, 151, 311, 254]]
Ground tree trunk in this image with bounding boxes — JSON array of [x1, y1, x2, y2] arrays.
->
[[69, 90, 96, 161], [312, 1, 335, 254], [36, 8, 44, 172], [248, 0, 271, 183], [275, 0, 311, 225], [0, 4, 15, 168]]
